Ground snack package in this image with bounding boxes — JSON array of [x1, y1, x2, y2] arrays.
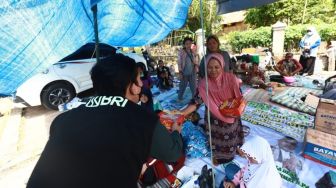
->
[[158, 111, 185, 130], [219, 97, 247, 117]]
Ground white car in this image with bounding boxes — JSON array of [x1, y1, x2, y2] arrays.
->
[[15, 43, 147, 110]]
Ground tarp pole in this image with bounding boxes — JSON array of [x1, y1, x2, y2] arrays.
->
[[91, 4, 100, 64], [199, 1, 215, 187]]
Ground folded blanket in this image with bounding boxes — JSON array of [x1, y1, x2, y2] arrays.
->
[[270, 87, 322, 115]]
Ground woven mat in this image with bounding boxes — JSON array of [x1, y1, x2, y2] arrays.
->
[[243, 88, 271, 103]]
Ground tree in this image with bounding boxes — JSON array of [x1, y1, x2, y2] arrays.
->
[[245, 0, 336, 27], [183, 0, 220, 34]]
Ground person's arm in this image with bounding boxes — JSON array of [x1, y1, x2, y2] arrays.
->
[[177, 50, 183, 73], [199, 57, 205, 78], [246, 71, 253, 84], [150, 122, 183, 162], [291, 59, 303, 75], [165, 66, 172, 77], [274, 60, 286, 76], [299, 38, 305, 48], [310, 38, 321, 49], [222, 51, 232, 72], [259, 70, 265, 81], [180, 103, 197, 116]]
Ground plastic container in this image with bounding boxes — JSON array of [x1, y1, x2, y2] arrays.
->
[[267, 87, 274, 97], [251, 54, 260, 64], [283, 76, 295, 83]]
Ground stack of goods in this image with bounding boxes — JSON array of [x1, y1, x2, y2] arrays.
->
[[303, 99, 336, 168], [314, 98, 336, 135], [242, 101, 314, 141], [270, 87, 322, 115], [303, 128, 336, 168], [181, 121, 211, 159]]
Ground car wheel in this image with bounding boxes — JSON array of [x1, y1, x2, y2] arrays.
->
[[41, 82, 75, 110]]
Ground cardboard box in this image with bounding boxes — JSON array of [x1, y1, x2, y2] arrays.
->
[[315, 98, 336, 135], [304, 94, 319, 109], [303, 128, 336, 169]]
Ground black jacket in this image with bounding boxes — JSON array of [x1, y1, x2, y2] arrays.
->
[[27, 96, 163, 188]]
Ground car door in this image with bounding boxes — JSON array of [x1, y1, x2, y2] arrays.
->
[[53, 58, 96, 92]]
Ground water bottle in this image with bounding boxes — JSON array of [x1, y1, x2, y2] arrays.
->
[[267, 87, 273, 97], [58, 97, 83, 111], [58, 103, 68, 112]]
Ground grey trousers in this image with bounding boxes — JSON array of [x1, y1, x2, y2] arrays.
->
[[178, 73, 196, 100]]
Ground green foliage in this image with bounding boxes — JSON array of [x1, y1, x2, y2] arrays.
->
[[245, 0, 336, 27], [183, 0, 219, 34], [227, 24, 336, 53], [227, 27, 272, 52]]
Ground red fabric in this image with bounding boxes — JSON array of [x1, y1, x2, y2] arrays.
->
[[147, 155, 185, 182], [198, 53, 242, 123]]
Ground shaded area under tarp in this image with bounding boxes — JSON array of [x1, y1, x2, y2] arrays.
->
[[216, 0, 279, 14], [0, 0, 191, 95]]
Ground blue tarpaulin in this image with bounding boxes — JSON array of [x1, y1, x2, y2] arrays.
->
[[216, 0, 278, 14], [0, 0, 191, 95]]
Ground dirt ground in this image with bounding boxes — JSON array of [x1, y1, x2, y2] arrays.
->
[[0, 102, 59, 188]]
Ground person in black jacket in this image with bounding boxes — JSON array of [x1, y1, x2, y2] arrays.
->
[[27, 54, 183, 188]]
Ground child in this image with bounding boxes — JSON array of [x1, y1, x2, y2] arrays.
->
[[247, 62, 267, 89], [221, 163, 246, 188]]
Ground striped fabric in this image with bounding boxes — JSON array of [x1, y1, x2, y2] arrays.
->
[[138, 173, 176, 188], [270, 87, 322, 115]]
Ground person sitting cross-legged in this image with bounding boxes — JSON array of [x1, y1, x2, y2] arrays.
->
[[271, 52, 302, 83], [274, 52, 302, 77], [156, 59, 173, 91]]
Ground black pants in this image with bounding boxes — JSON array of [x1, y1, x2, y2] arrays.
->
[[270, 75, 284, 83], [300, 55, 316, 75]]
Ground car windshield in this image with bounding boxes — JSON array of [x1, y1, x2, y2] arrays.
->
[[60, 43, 116, 61]]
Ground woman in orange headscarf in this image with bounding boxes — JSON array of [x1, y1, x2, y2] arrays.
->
[[180, 53, 244, 164]]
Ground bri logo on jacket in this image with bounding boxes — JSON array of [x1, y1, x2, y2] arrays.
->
[[85, 96, 128, 108]]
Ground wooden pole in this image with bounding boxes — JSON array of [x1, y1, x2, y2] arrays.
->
[[92, 5, 100, 64], [302, 0, 308, 24]]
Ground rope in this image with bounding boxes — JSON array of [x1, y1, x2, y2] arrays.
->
[[199, 0, 215, 187]]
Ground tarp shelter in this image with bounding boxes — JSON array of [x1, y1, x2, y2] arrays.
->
[[216, 0, 279, 14], [0, 0, 192, 96]]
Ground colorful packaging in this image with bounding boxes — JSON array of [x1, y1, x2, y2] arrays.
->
[[158, 111, 185, 130], [303, 128, 336, 169], [219, 97, 247, 117]]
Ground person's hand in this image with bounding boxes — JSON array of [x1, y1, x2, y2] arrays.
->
[[140, 94, 148, 103], [171, 110, 182, 114], [224, 181, 235, 188], [282, 72, 289, 76], [171, 121, 182, 133]]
